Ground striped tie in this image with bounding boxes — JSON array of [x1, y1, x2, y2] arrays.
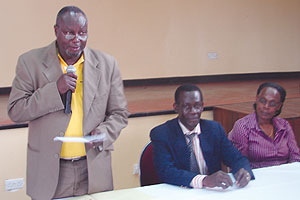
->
[[186, 133, 199, 174]]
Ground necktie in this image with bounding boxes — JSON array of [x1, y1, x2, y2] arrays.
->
[[186, 133, 199, 174]]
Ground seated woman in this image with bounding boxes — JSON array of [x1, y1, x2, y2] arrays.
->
[[229, 82, 300, 169]]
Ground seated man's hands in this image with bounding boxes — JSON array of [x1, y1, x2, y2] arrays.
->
[[234, 168, 251, 188], [203, 170, 233, 189]]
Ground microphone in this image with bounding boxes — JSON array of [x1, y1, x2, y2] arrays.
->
[[65, 65, 76, 114]]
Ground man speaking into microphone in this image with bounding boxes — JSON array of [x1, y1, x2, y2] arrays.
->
[[7, 6, 129, 200]]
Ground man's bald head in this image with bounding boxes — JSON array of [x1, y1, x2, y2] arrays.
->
[[56, 6, 87, 25]]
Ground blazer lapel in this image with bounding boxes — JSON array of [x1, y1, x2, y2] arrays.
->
[[82, 47, 101, 131], [199, 119, 210, 150], [199, 119, 213, 173], [42, 42, 63, 82], [170, 119, 190, 170]]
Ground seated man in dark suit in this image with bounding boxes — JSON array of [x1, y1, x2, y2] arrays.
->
[[150, 84, 254, 189]]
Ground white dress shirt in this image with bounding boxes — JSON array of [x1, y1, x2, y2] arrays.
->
[[178, 120, 208, 188]]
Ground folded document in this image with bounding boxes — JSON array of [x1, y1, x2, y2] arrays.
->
[[53, 134, 106, 143]]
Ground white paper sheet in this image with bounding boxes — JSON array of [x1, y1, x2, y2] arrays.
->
[[53, 134, 106, 143]]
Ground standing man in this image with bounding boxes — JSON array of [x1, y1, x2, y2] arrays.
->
[[150, 84, 254, 189], [8, 6, 129, 200]]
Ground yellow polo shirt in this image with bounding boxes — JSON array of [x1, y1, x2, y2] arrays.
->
[[58, 53, 86, 158]]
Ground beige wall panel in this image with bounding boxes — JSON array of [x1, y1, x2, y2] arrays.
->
[[0, 128, 30, 200], [0, 111, 212, 198], [112, 114, 177, 189]]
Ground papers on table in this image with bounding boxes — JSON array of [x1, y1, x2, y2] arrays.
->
[[53, 134, 106, 143]]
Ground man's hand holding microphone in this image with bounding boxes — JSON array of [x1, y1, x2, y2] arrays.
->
[[57, 65, 77, 114]]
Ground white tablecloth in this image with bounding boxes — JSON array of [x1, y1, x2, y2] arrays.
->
[[69, 162, 300, 200]]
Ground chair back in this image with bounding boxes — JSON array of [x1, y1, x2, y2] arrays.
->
[[139, 142, 161, 186]]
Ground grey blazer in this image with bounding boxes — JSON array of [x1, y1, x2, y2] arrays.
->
[[8, 41, 129, 200]]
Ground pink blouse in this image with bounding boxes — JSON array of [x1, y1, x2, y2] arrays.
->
[[228, 112, 300, 169]]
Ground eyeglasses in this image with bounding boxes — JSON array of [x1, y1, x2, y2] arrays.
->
[[55, 24, 88, 41], [63, 32, 88, 41], [182, 104, 203, 112], [258, 98, 280, 107]]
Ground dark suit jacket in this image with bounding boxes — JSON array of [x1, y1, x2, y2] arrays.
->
[[150, 118, 254, 187]]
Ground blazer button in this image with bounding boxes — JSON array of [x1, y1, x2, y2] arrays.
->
[[54, 154, 59, 159], [59, 132, 64, 137]]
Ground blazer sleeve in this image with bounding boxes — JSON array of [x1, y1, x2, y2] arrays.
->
[[150, 125, 197, 187], [8, 55, 64, 122]]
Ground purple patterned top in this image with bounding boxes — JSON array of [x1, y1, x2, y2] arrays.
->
[[228, 112, 300, 169]]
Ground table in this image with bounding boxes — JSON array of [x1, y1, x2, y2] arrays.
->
[[68, 162, 300, 200], [213, 97, 300, 147]]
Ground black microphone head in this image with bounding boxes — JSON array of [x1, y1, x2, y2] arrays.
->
[[66, 65, 76, 74]]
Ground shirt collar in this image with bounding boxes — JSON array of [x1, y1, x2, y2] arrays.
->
[[271, 117, 286, 132], [57, 52, 84, 71], [252, 112, 286, 132], [178, 119, 201, 136]]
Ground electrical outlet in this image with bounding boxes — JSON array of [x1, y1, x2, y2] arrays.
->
[[5, 178, 24, 191], [133, 163, 140, 175], [208, 52, 218, 59]]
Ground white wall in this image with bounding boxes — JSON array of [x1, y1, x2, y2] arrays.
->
[[1, 0, 300, 87]]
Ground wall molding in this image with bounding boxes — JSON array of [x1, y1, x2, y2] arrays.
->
[[0, 87, 11, 94], [2, 72, 300, 94], [123, 71, 300, 87], [128, 106, 213, 118], [0, 107, 213, 130], [0, 123, 28, 130]]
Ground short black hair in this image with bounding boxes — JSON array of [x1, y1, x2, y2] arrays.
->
[[56, 6, 86, 25], [254, 82, 286, 116], [174, 84, 203, 104]]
